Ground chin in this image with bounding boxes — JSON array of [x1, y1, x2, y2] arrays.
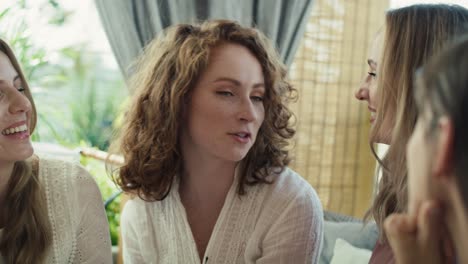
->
[[15, 146, 35, 161], [223, 151, 249, 162]]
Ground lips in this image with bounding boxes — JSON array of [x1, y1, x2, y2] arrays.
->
[[232, 132, 250, 138], [368, 106, 376, 123], [228, 131, 251, 143], [1, 121, 28, 136]]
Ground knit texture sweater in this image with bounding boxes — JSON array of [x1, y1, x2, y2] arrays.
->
[[0, 158, 112, 263], [121, 167, 323, 264]]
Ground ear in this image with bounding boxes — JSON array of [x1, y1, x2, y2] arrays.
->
[[432, 117, 455, 179]]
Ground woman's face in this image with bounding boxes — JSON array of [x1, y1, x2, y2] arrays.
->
[[180, 43, 265, 164], [406, 110, 435, 216], [0, 51, 33, 167], [355, 32, 393, 144]]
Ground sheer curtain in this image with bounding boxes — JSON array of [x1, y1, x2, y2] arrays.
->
[[95, 0, 315, 79]]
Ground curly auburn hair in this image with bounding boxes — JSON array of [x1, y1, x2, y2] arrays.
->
[[111, 20, 297, 201]]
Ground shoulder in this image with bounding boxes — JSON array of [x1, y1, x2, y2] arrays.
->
[[38, 158, 104, 260], [121, 193, 177, 233], [122, 187, 178, 217], [120, 196, 160, 239], [267, 167, 322, 209], [39, 157, 96, 186], [253, 167, 324, 228], [121, 195, 163, 227], [38, 157, 102, 206], [121, 197, 148, 220]]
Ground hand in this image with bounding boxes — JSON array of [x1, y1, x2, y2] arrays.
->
[[384, 200, 452, 264]]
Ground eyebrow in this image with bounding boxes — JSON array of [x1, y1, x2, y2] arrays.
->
[[367, 59, 377, 69], [213, 77, 265, 89], [0, 76, 21, 84]]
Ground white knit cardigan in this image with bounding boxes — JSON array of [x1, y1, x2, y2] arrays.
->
[[0, 158, 112, 264], [121, 167, 324, 264]]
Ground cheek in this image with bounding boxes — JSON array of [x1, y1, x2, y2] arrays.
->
[[27, 111, 33, 130], [407, 133, 421, 198], [254, 106, 265, 130], [258, 106, 265, 122], [407, 129, 432, 215], [189, 99, 229, 131], [369, 84, 378, 107]]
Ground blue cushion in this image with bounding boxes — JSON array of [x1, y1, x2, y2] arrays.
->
[[319, 220, 378, 264]]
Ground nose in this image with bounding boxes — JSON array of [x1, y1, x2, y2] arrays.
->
[[238, 98, 257, 122], [355, 84, 370, 101], [9, 89, 32, 114]]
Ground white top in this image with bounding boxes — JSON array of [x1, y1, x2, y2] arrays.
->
[[121, 167, 324, 264], [0, 158, 112, 263]]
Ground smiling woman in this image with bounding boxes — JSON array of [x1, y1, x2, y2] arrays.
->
[[111, 20, 324, 264], [0, 39, 112, 264], [352, 4, 468, 264], [0, 54, 33, 161]]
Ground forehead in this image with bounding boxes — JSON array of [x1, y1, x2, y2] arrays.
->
[[368, 31, 384, 65], [0, 51, 18, 80], [205, 43, 264, 79]]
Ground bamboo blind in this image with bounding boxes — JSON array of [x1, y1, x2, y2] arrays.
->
[[289, 0, 389, 218]]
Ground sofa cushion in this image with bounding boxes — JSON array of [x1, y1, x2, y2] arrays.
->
[[319, 220, 378, 264]]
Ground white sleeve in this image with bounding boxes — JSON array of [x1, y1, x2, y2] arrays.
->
[[120, 199, 146, 264], [257, 186, 324, 264], [71, 166, 113, 264]]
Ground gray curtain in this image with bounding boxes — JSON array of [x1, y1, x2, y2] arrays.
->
[[95, 0, 314, 79]]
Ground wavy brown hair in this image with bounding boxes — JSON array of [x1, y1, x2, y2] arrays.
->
[[0, 39, 51, 263], [367, 4, 468, 239], [111, 20, 296, 201]]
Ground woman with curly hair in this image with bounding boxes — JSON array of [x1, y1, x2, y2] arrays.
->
[[0, 39, 112, 263], [113, 20, 323, 263]]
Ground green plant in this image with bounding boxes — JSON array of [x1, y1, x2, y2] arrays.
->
[[80, 155, 121, 246], [34, 46, 127, 150]]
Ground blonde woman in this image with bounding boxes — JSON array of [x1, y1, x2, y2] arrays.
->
[[0, 39, 112, 263], [354, 4, 468, 263], [113, 20, 323, 263]]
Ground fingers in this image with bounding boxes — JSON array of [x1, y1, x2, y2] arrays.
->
[[416, 201, 444, 263], [417, 200, 442, 244], [384, 213, 417, 264], [385, 213, 416, 238], [442, 236, 455, 264], [384, 201, 447, 264]]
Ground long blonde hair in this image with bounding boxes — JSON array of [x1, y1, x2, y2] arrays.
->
[[111, 20, 296, 201], [0, 39, 51, 263], [368, 4, 468, 239]]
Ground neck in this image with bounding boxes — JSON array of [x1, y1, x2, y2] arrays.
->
[[179, 132, 239, 204], [180, 154, 237, 204], [444, 184, 468, 263]]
